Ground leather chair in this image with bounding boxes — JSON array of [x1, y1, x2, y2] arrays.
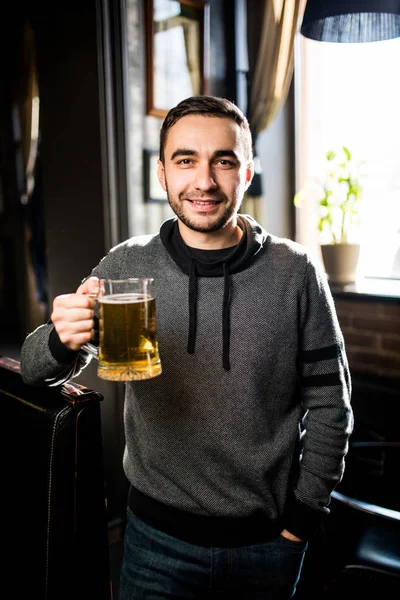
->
[[293, 373, 400, 599], [1, 355, 112, 600], [322, 440, 400, 597]]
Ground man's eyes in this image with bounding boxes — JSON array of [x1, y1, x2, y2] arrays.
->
[[175, 158, 236, 167], [216, 159, 236, 167]]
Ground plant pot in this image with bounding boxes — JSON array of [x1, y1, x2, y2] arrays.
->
[[321, 243, 360, 285]]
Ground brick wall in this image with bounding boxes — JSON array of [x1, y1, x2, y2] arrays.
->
[[334, 296, 400, 380]]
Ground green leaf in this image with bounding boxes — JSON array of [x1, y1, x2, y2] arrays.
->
[[293, 192, 302, 207], [343, 146, 351, 161], [326, 150, 336, 161]]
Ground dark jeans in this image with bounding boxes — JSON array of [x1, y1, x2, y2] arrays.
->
[[119, 508, 308, 599]]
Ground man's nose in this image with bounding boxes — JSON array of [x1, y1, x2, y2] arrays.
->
[[194, 164, 217, 190]]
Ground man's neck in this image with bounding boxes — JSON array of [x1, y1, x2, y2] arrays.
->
[[178, 219, 243, 250]]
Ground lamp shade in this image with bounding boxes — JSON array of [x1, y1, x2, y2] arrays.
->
[[301, 0, 400, 42]]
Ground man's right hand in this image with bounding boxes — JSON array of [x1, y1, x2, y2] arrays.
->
[[50, 276, 100, 351]]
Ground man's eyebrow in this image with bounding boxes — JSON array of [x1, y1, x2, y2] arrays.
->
[[170, 148, 197, 161], [213, 149, 239, 160], [170, 148, 240, 161]]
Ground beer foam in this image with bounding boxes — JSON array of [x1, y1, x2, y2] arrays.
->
[[99, 293, 153, 304]]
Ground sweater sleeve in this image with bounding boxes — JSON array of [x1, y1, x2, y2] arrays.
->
[[20, 321, 92, 387], [20, 242, 126, 387], [283, 256, 354, 540]]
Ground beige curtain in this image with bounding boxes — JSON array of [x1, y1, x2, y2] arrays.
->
[[246, 0, 307, 136], [182, 19, 202, 96], [242, 0, 307, 221]]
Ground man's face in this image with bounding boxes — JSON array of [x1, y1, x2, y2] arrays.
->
[[157, 115, 254, 235]]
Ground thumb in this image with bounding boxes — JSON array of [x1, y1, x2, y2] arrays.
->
[[76, 276, 100, 296]]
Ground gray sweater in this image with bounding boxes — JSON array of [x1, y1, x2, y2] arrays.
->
[[20, 216, 353, 545]]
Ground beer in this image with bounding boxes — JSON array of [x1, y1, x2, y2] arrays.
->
[[98, 293, 162, 381]]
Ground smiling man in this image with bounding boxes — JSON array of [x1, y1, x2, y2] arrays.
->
[[20, 96, 353, 599], [157, 109, 253, 246]]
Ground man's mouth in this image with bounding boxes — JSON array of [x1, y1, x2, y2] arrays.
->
[[186, 198, 222, 207], [187, 199, 221, 206]]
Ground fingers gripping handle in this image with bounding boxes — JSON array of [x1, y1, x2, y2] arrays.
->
[[81, 291, 99, 359]]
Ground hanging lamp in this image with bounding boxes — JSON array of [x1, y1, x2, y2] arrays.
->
[[301, 0, 400, 42]]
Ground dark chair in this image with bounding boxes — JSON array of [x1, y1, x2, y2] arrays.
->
[[1, 355, 112, 600], [323, 441, 400, 597]]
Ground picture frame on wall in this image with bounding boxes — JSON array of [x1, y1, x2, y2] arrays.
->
[[143, 149, 168, 203], [145, 0, 210, 118]]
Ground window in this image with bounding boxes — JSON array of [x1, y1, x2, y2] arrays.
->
[[294, 35, 400, 281]]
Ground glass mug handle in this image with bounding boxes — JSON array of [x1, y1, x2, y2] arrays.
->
[[81, 291, 99, 359], [81, 341, 98, 358]]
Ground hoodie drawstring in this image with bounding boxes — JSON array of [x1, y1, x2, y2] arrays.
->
[[222, 263, 231, 371], [187, 259, 197, 354], [160, 217, 261, 372]]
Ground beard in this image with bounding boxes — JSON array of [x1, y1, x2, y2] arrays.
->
[[165, 182, 242, 234]]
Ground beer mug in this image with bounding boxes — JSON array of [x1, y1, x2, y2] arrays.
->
[[82, 278, 162, 381]]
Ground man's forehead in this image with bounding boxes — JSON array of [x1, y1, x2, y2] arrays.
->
[[165, 115, 244, 151], [169, 114, 239, 131]]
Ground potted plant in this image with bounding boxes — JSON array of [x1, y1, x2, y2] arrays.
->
[[294, 146, 365, 284]]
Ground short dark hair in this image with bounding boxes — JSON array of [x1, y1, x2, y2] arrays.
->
[[159, 95, 253, 163]]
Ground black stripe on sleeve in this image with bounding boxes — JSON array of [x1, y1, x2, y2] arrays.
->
[[299, 343, 340, 364], [300, 372, 343, 387]]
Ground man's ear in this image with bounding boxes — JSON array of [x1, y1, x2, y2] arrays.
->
[[244, 161, 255, 191], [157, 159, 167, 191]]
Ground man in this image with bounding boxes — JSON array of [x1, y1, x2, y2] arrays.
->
[[21, 96, 353, 599]]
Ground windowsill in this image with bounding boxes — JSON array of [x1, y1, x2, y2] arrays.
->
[[330, 277, 400, 303]]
